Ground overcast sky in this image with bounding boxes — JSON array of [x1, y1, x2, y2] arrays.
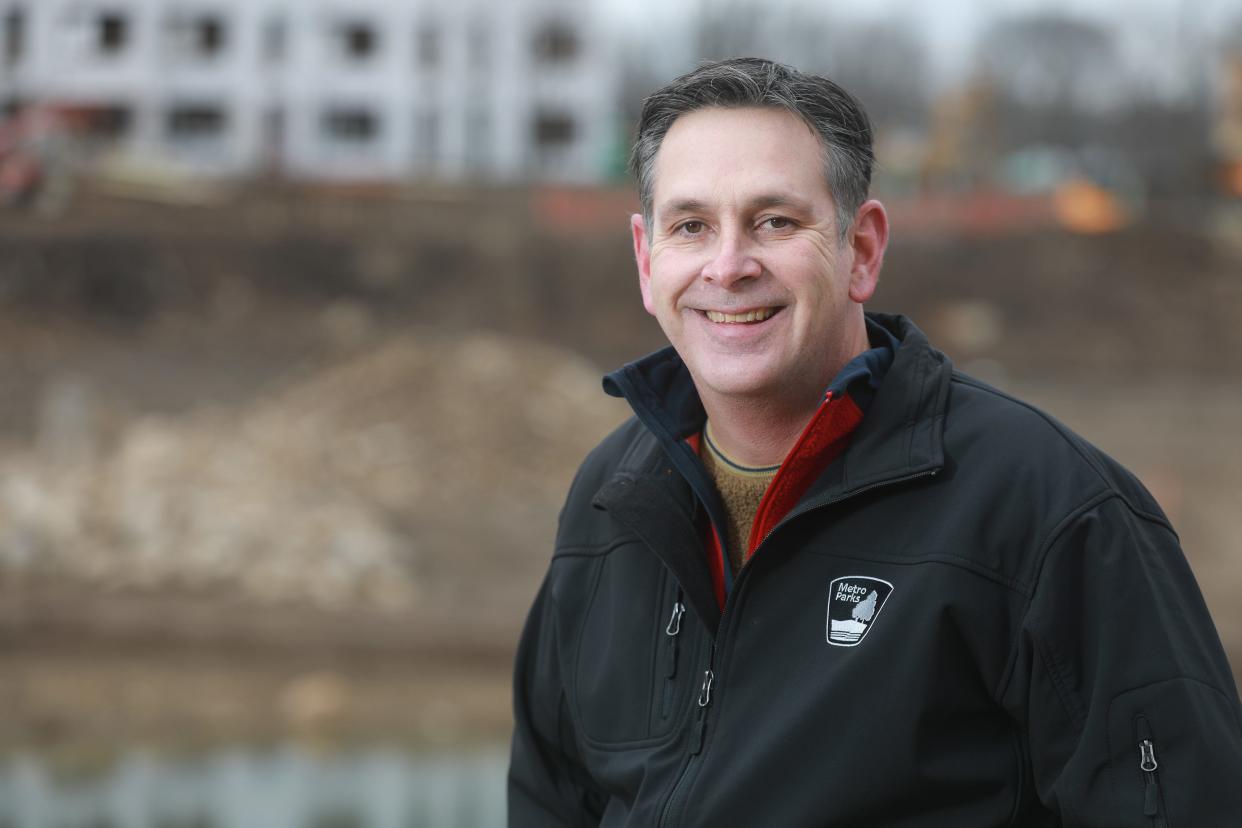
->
[[602, 0, 1241, 90]]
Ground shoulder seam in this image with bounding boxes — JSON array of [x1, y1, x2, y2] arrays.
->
[[950, 374, 1175, 528], [993, 489, 1114, 705], [993, 489, 1177, 713]]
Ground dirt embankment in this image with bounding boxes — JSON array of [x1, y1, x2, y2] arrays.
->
[[1, 186, 1239, 752]]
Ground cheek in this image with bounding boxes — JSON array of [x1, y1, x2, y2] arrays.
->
[[640, 275, 677, 321], [647, 253, 695, 305], [779, 246, 843, 301]]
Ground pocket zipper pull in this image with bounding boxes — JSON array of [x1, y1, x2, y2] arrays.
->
[[1139, 739, 1158, 816], [1135, 714, 1164, 824], [665, 601, 685, 637], [1139, 738, 1157, 773], [664, 600, 683, 680]]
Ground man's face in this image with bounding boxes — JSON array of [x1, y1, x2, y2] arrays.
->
[[632, 106, 881, 411]]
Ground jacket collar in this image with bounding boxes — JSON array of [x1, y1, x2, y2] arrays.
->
[[601, 312, 947, 491], [594, 313, 951, 632], [821, 312, 950, 499]]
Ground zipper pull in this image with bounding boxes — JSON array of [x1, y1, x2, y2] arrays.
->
[[665, 601, 685, 636], [689, 669, 713, 756], [690, 653, 716, 755], [697, 669, 714, 708], [1135, 715, 1164, 824], [1139, 739, 1157, 773], [664, 599, 684, 679], [1139, 739, 1158, 816]]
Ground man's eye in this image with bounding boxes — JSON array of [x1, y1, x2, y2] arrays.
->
[[763, 216, 791, 230], [678, 220, 705, 235]]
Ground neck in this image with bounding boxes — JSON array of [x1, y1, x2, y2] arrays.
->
[[699, 318, 871, 467], [702, 395, 818, 468]]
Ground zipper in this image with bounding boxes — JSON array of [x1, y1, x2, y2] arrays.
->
[[657, 466, 940, 827], [659, 650, 715, 827], [650, 501, 775, 824], [1135, 714, 1167, 827], [661, 592, 685, 719]]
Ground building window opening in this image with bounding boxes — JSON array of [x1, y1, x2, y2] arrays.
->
[[196, 17, 224, 54], [86, 104, 132, 139], [3, 7, 25, 66], [97, 11, 129, 54], [167, 14, 227, 59], [533, 112, 575, 147], [167, 104, 227, 140], [323, 108, 379, 143], [533, 21, 578, 63], [339, 22, 376, 60]]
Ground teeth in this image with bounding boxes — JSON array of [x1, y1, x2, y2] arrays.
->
[[706, 308, 776, 324]]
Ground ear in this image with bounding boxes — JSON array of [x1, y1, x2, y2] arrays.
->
[[847, 199, 888, 304], [631, 213, 657, 316]]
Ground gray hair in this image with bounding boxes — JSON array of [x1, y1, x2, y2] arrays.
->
[[630, 58, 874, 239]]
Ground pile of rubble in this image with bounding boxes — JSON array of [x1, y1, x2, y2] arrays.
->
[[0, 330, 630, 613]]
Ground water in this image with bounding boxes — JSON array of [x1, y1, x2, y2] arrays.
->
[[0, 745, 507, 828]]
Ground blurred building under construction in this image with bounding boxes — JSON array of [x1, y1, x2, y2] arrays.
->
[[0, 0, 615, 186]]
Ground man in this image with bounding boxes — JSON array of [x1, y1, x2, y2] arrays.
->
[[508, 58, 1242, 826]]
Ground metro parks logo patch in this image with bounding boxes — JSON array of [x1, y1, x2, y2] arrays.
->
[[826, 576, 894, 647]]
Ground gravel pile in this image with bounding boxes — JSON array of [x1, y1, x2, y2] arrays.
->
[[0, 330, 630, 612]]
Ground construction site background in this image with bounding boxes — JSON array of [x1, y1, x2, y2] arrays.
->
[[2, 5, 1242, 824], [1, 178, 1240, 758]]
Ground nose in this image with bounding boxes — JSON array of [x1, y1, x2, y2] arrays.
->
[[701, 228, 761, 287]]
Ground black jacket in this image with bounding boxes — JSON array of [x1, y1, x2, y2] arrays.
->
[[508, 313, 1242, 827]]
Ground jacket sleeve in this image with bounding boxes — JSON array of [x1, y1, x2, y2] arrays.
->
[[1004, 493, 1242, 825], [507, 571, 604, 827]]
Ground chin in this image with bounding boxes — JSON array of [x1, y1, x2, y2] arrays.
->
[[693, 366, 782, 401]]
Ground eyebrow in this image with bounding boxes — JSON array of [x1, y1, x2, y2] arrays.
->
[[658, 193, 814, 220]]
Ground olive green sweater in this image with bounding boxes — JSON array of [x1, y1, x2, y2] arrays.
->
[[700, 422, 779, 574]]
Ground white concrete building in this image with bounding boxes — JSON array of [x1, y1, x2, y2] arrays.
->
[[0, 0, 616, 182]]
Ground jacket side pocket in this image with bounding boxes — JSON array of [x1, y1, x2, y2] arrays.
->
[[1105, 678, 1242, 827], [1132, 713, 1168, 828]]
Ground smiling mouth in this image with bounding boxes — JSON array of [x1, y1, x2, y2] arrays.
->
[[703, 307, 780, 324]]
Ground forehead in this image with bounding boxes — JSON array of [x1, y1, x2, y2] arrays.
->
[[651, 106, 830, 215]]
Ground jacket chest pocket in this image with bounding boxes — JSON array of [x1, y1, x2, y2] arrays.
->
[[571, 551, 700, 747]]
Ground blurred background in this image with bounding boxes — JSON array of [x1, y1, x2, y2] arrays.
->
[[1, 0, 1241, 825]]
